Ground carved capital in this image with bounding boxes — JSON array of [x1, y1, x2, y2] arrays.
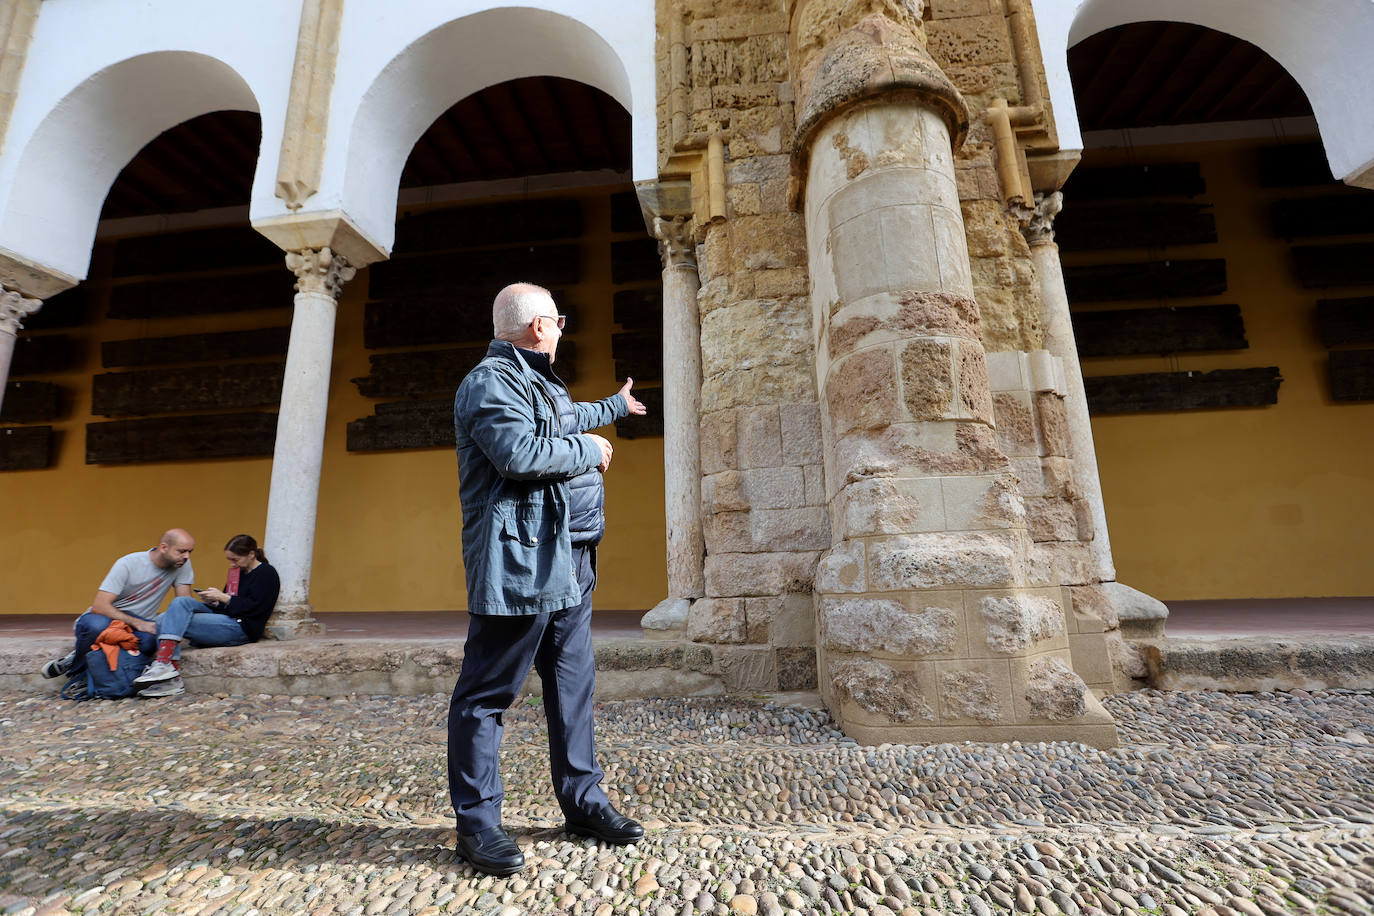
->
[[0, 282, 43, 335], [654, 216, 697, 271], [286, 247, 355, 299], [1024, 191, 1063, 246]]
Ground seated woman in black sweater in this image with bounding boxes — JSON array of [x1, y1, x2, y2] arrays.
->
[[133, 534, 281, 697]]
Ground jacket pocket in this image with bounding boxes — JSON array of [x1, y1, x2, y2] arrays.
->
[[502, 509, 555, 548]]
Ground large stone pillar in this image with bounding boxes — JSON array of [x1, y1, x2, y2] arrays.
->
[[264, 246, 354, 639], [643, 215, 705, 635], [0, 283, 41, 414], [795, 12, 1116, 746], [1024, 192, 1115, 583]]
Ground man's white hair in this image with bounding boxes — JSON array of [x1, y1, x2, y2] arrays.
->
[[492, 283, 553, 341]]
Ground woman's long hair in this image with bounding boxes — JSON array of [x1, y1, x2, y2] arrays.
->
[[225, 534, 267, 564]]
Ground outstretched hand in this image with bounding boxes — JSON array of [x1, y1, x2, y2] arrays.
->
[[619, 378, 648, 415]]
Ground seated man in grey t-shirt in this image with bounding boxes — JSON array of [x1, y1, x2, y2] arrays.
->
[[41, 528, 197, 681]]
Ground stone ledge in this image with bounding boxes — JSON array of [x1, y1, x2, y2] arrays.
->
[[0, 637, 724, 699], [1145, 636, 1374, 692]]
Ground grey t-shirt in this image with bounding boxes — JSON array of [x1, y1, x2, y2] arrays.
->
[[97, 549, 195, 621]]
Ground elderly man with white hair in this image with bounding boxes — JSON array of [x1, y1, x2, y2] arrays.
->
[[447, 282, 648, 876]]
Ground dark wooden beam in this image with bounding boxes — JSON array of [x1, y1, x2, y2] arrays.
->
[[612, 330, 662, 382], [1054, 201, 1216, 251], [352, 341, 579, 399], [368, 243, 581, 299], [11, 334, 78, 375], [108, 271, 293, 319], [1063, 259, 1227, 303], [347, 398, 454, 452], [1071, 305, 1246, 357], [613, 288, 664, 330], [614, 385, 663, 439], [87, 412, 277, 464], [1270, 194, 1374, 240], [0, 381, 62, 422], [112, 226, 283, 277], [1330, 349, 1374, 401], [1064, 163, 1206, 202], [1085, 367, 1282, 414], [392, 199, 583, 254], [1315, 297, 1374, 348], [0, 425, 52, 471], [1257, 143, 1334, 188], [1292, 244, 1374, 289], [611, 239, 662, 285], [92, 362, 284, 417], [102, 327, 290, 368]]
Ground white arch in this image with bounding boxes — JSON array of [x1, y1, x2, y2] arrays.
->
[[334, 5, 648, 257], [0, 51, 260, 282], [1032, 0, 1374, 187]]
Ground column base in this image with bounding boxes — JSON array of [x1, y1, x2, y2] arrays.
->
[[265, 606, 326, 640], [641, 597, 690, 640]]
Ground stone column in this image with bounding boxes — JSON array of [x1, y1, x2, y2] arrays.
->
[[0, 283, 41, 414], [795, 12, 1116, 747], [643, 215, 705, 636], [1024, 192, 1115, 583], [264, 247, 354, 639]]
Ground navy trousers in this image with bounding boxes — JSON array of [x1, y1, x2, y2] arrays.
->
[[447, 545, 610, 834]]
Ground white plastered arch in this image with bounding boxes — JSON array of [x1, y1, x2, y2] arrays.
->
[[329, 3, 651, 257], [0, 51, 260, 283], [1032, 0, 1374, 187]]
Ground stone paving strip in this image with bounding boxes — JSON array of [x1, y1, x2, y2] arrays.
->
[[0, 688, 1371, 916]]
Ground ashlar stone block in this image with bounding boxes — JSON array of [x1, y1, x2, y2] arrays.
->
[[1021, 656, 1089, 721], [979, 593, 1066, 655], [821, 595, 962, 658], [898, 338, 955, 421], [833, 476, 945, 538], [687, 597, 746, 644], [829, 656, 937, 725], [814, 539, 867, 594], [867, 531, 1025, 592], [827, 347, 901, 436], [936, 657, 1013, 724], [940, 472, 1025, 532]]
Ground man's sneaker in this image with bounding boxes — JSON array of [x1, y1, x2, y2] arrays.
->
[[137, 676, 185, 698], [41, 651, 76, 679], [133, 660, 178, 684]]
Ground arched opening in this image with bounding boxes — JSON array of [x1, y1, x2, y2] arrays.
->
[[1056, 21, 1374, 622], [313, 74, 664, 620], [1, 97, 298, 612]]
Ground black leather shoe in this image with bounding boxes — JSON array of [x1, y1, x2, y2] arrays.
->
[[456, 825, 524, 876], [564, 807, 645, 845]]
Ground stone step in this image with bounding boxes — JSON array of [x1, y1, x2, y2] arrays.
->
[[0, 636, 725, 698], [1143, 636, 1374, 692]]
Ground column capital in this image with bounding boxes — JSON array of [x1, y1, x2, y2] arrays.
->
[[0, 283, 42, 335], [653, 215, 697, 271], [286, 246, 355, 299], [1024, 191, 1063, 247]]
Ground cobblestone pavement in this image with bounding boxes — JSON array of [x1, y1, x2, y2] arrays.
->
[[1, 688, 1373, 916]]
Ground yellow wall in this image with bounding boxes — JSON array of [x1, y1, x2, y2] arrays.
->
[[1066, 139, 1374, 600], [0, 186, 667, 614]]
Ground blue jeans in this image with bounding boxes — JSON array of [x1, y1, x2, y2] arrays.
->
[[156, 596, 249, 659], [71, 611, 158, 677]]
